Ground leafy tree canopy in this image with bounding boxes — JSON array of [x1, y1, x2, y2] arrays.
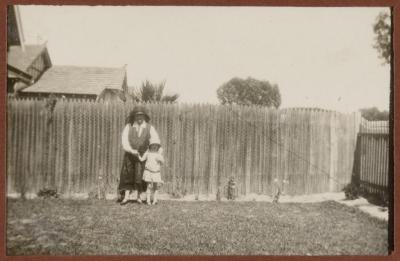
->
[[217, 77, 281, 108], [360, 107, 389, 121], [373, 11, 391, 65]]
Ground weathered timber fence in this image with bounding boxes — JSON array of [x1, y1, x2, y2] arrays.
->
[[354, 120, 389, 199], [7, 98, 361, 198]]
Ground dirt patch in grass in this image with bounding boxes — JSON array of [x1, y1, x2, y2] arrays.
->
[[6, 199, 388, 255]]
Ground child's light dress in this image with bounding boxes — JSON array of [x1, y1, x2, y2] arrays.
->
[[140, 151, 164, 183]]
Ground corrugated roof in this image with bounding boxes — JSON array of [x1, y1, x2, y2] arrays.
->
[[360, 119, 389, 134], [21, 65, 126, 95], [7, 44, 46, 72]]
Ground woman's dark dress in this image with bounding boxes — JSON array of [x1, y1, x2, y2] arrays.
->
[[118, 123, 151, 193]]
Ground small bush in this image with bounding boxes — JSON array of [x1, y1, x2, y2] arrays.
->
[[170, 179, 186, 199], [171, 187, 187, 199], [88, 190, 100, 199], [343, 183, 360, 200], [37, 188, 59, 199], [226, 177, 238, 200], [362, 190, 389, 207], [88, 186, 106, 200], [382, 193, 389, 207], [216, 186, 222, 201]]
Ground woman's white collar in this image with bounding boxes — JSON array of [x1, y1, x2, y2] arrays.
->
[[132, 122, 147, 128]]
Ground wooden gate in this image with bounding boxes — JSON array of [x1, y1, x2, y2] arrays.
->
[[353, 120, 389, 200]]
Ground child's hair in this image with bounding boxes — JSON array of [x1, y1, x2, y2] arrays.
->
[[149, 143, 161, 152]]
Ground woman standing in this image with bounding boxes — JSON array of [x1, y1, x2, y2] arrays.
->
[[118, 105, 160, 205]]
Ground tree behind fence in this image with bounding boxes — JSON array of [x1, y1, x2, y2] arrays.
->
[[6, 98, 360, 198]]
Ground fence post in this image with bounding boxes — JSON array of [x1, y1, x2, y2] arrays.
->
[[67, 105, 74, 196], [351, 134, 361, 188], [329, 112, 338, 192]]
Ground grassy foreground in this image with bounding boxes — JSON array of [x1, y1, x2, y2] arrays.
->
[[6, 199, 388, 255]]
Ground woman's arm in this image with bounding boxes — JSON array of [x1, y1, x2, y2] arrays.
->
[[122, 124, 138, 154], [138, 151, 148, 162]]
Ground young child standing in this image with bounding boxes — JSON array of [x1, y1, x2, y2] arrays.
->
[[138, 142, 164, 205]]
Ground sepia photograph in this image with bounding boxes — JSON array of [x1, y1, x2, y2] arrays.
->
[[6, 4, 393, 256]]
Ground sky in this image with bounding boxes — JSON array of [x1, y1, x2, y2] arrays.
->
[[19, 6, 390, 112]]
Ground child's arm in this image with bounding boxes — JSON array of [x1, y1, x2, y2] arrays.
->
[[157, 154, 165, 164]]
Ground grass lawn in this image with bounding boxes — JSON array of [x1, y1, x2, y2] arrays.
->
[[6, 198, 388, 255]]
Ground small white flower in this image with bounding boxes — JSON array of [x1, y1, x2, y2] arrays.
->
[[273, 178, 278, 183]]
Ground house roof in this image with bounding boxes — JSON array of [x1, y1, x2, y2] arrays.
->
[[7, 64, 34, 85], [360, 120, 388, 134], [21, 65, 127, 96], [7, 44, 47, 72]]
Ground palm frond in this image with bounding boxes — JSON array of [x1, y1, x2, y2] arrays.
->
[[161, 94, 179, 103], [131, 80, 179, 103], [140, 80, 156, 102]]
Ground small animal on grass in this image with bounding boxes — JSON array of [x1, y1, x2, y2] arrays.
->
[[138, 141, 164, 205]]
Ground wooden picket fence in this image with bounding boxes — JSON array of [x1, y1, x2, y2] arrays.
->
[[354, 119, 389, 199], [6, 97, 361, 198]]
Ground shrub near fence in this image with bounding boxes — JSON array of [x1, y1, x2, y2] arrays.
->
[[7, 98, 360, 198]]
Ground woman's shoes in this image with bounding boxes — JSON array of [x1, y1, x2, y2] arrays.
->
[[120, 196, 158, 205], [120, 198, 129, 205]]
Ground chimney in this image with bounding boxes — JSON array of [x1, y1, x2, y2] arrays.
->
[[14, 5, 25, 51]]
